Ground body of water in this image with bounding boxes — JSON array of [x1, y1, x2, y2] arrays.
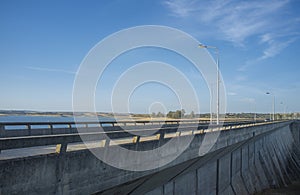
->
[[0, 115, 115, 123]]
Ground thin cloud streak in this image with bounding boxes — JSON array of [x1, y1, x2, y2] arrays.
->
[[163, 0, 197, 18], [26, 66, 76, 75], [164, 0, 299, 70], [238, 36, 298, 71], [164, 0, 291, 44], [259, 38, 296, 60]]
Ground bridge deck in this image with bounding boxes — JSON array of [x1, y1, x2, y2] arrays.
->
[[0, 120, 296, 195], [0, 120, 271, 160]]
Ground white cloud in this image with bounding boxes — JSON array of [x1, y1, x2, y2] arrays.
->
[[259, 38, 296, 60], [163, 0, 198, 18], [260, 33, 273, 44], [238, 34, 298, 71], [258, 30, 300, 60], [164, 0, 299, 66], [238, 60, 256, 72], [164, 0, 291, 44]]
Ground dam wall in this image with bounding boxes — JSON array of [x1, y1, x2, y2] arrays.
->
[[1, 121, 299, 194], [100, 121, 300, 195]]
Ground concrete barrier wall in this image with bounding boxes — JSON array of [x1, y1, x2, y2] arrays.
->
[[0, 120, 215, 138], [128, 122, 300, 195], [0, 121, 299, 194]]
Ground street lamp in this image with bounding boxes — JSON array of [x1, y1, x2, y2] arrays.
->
[[280, 102, 287, 120], [266, 92, 275, 121], [199, 43, 220, 125], [253, 101, 256, 123]]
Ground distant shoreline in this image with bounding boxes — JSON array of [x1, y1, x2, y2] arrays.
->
[[0, 113, 256, 122], [0, 110, 274, 121]]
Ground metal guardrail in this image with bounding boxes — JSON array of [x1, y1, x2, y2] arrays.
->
[[0, 119, 259, 137], [0, 119, 210, 128], [0, 120, 210, 139], [0, 120, 209, 133], [0, 120, 287, 156]]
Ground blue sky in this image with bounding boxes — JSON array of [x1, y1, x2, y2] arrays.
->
[[0, 0, 300, 114]]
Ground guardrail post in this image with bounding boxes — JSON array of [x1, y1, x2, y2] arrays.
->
[[49, 124, 53, 135], [0, 124, 5, 138], [159, 131, 165, 146], [133, 136, 141, 150], [133, 136, 140, 143], [104, 138, 110, 147], [27, 124, 31, 136], [56, 142, 68, 154], [61, 142, 68, 153], [102, 137, 112, 161], [0, 124, 4, 153], [177, 131, 181, 136]]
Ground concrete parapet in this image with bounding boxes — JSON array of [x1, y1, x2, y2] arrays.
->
[[98, 121, 300, 194], [0, 121, 299, 194]]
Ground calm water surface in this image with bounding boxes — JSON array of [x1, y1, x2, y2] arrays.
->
[[0, 115, 115, 123]]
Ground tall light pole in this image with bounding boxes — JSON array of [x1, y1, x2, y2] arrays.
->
[[266, 92, 275, 121], [254, 101, 256, 123], [199, 43, 219, 125], [280, 102, 287, 120]]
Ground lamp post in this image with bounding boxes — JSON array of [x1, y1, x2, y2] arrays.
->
[[280, 102, 287, 120], [266, 92, 275, 121], [199, 43, 219, 125], [254, 101, 256, 123]]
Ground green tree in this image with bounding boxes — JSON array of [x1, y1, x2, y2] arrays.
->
[[151, 112, 156, 118], [167, 111, 175, 118], [190, 111, 195, 118], [166, 109, 184, 119], [157, 112, 164, 117]]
